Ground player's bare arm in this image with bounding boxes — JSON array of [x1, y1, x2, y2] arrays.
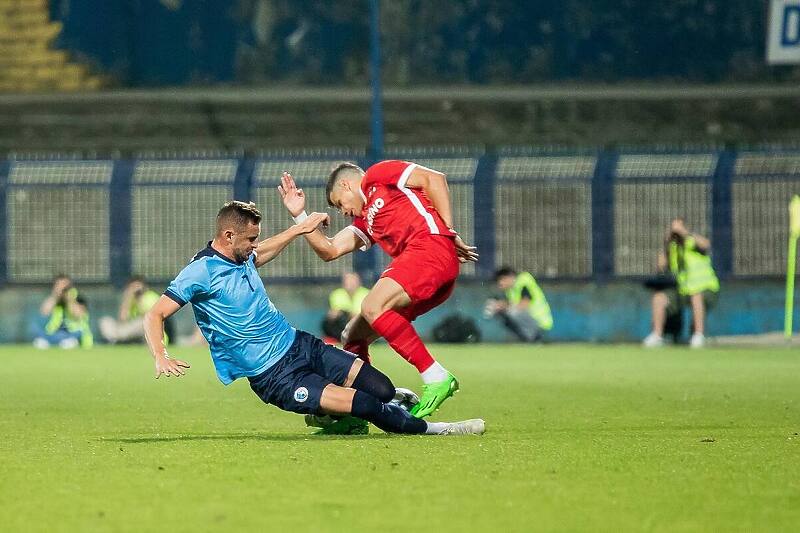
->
[[298, 227, 362, 262], [253, 212, 330, 267], [118, 280, 142, 321], [40, 277, 70, 316], [278, 171, 361, 261], [515, 296, 533, 312], [404, 166, 456, 227], [63, 289, 87, 319], [143, 296, 190, 379], [656, 250, 668, 272], [404, 166, 479, 263], [688, 230, 711, 252], [671, 218, 711, 252]]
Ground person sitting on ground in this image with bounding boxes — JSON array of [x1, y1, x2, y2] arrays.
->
[[484, 266, 553, 342], [100, 277, 172, 344], [178, 325, 208, 347], [643, 217, 719, 349], [33, 274, 93, 349], [321, 272, 370, 343]]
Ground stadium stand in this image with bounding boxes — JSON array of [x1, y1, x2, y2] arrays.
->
[[0, 0, 102, 93]]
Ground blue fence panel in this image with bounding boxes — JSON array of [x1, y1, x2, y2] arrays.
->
[[613, 153, 716, 276], [2, 148, 799, 285], [130, 159, 237, 280], [109, 160, 134, 286], [592, 151, 618, 279], [732, 151, 800, 276], [0, 160, 8, 285], [494, 154, 594, 278], [710, 150, 736, 278], [251, 158, 354, 280], [6, 161, 113, 283], [473, 154, 498, 278]]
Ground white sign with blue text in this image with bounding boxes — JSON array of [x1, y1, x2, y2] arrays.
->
[[768, 0, 800, 64]]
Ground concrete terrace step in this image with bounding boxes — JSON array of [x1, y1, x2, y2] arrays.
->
[[0, 7, 48, 25], [0, 63, 86, 81], [0, 21, 61, 42], [0, 76, 101, 92], [0, 49, 67, 67], [0, 39, 51, 55], [0, 86, 798, 153], [0, 0, 48, 10]]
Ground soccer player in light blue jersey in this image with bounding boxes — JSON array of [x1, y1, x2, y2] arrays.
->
[[143, 201, 484, 436]]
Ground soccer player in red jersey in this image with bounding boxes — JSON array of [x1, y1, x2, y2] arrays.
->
[[278, 160, 478, 417]]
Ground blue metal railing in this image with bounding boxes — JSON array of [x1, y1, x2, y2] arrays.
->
[[1, 148, 798, 286]]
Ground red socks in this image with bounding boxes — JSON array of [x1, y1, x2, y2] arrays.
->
[[370, 309, 434, 373], [343, 340, 372, 365]]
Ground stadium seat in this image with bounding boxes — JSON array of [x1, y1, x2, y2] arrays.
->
[[0, 0, 103, 93]]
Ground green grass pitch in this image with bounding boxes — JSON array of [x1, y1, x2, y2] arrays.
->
[[1, 343, 799, 532]]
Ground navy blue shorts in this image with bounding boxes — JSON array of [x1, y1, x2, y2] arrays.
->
[[247, 330, 357, 415]]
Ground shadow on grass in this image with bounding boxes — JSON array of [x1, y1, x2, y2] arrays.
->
[[103, 432, 396, 443]]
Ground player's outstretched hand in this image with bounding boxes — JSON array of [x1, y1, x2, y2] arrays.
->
[[154, 353, 190, 379], [454, 235, 479, 263], [278, 171, 306, 217], [296, 212, 330, 234]]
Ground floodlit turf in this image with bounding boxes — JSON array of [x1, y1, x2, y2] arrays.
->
[[1, 343, 799, 532]]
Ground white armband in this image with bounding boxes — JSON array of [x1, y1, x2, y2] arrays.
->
[[292, 210, 308, 224]]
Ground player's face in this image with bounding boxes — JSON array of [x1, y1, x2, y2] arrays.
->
[[231, 222, 261, 263], [330, 181, 364, 218], [497, 274, 515, 291]]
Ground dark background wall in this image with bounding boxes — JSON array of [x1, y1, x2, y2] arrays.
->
[[48, 0, 795, 87]]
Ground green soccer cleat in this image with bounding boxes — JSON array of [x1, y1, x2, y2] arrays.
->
[[410, 374, 460, 418], [304, 414, 337, 429], [309, 415, 369, 435]]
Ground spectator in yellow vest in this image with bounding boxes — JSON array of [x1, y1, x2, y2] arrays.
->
[[100, 277, 170, 344], [33, 274, 93, 349], [643, 218, 720, 349], [322, 272, 370, 343], [484, 266, 553, 342]]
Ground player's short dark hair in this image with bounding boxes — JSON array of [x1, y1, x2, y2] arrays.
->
[[217, 201, 262, 232], [494, 266, 517, 281], [325, 162, 364, 206]]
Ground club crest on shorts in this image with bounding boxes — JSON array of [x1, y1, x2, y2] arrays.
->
[[294, 387, 309, 403]]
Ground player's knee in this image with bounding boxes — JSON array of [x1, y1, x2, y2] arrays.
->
[[352, 364, 394, 403], [371, 374, 395, 403], [360, 298, 385, 323], [653, 292, 668, 306]]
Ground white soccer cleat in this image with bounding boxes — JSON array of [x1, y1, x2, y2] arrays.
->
[[437, 419, 486, 436], [390, 387, 420, 412], [690, 333, 706, 349], [642, 332, 664, 348]]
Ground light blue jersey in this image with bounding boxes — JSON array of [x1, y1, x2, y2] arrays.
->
[[165, 243, 296, 385]]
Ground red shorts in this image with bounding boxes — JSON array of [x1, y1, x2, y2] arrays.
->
[[380, 236, 460, 321]]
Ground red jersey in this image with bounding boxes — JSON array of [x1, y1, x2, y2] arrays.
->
[[346, 160, 457, 257]]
